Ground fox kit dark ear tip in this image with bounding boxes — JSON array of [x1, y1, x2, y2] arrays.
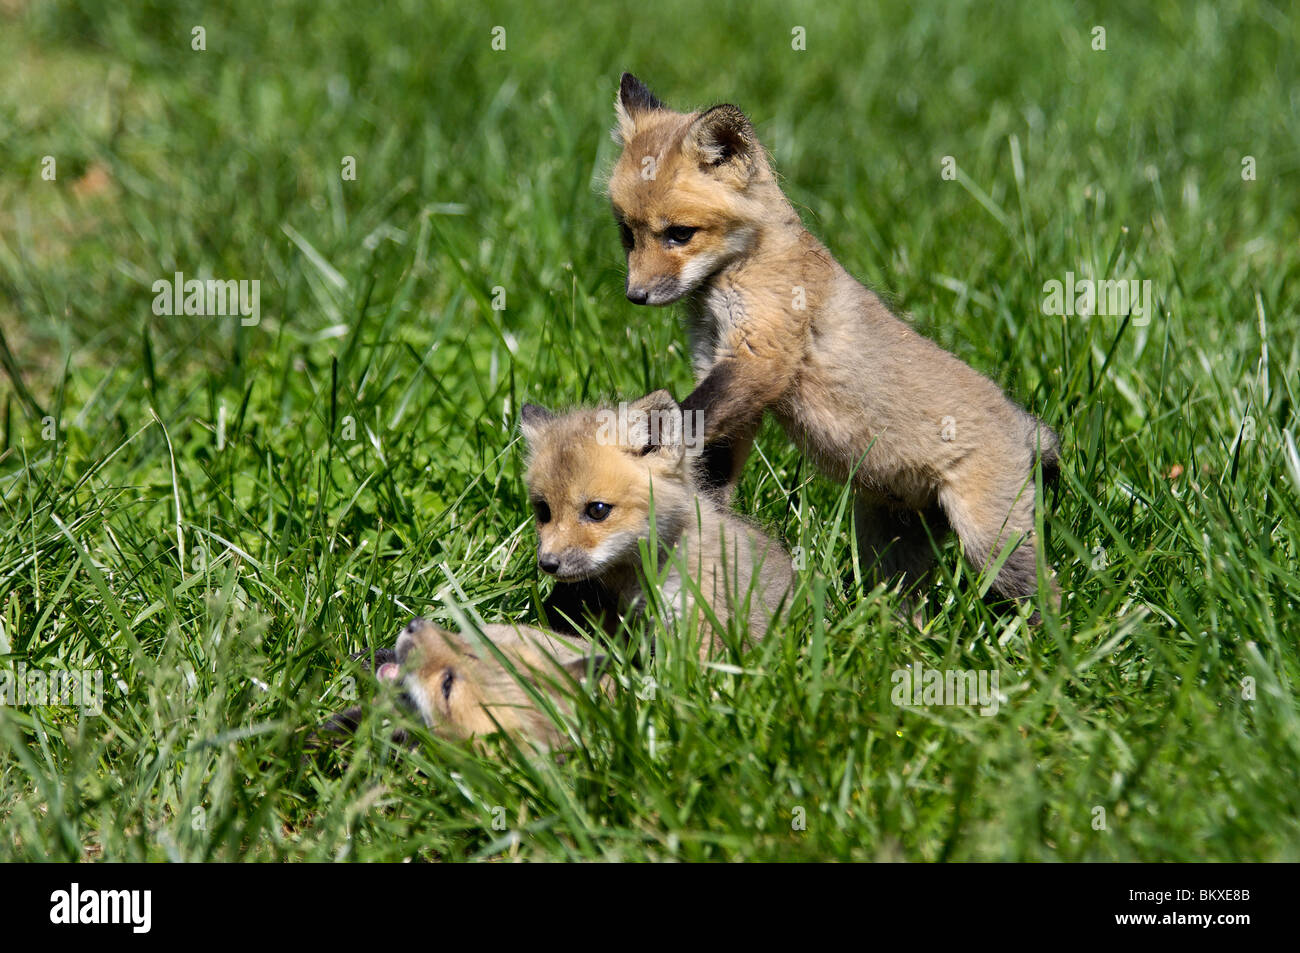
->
[[704, 102, 750, 123], [521, 404, 554, 427], [619, 71, 665, 113]]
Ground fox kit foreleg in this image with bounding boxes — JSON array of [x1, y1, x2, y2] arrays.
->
[[681, 363, 762, 497], [681, 292, 805, 498], [691, 420, 758, 501]]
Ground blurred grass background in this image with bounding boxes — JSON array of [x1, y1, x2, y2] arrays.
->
[[0, 0, 1298, 860]]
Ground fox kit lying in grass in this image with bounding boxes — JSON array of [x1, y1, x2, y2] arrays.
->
[[521, 389, 793, 655], [380, 617, 605, 749], [608, 73, 1060, 616]]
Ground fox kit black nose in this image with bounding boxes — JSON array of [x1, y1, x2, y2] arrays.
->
[[539, 555, 560, 574], [627, 288, 649, 305], [404, 617, 425, 634]]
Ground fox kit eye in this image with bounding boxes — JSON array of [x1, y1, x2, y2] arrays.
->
[[664, 225, 697, 246], [533, 500, 551, 524], [619, 222, 634, 250], [441, 669, 455, 701], [585, 501, 613, 521]]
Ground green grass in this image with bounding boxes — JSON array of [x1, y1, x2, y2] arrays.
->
[[1, 0, 1298, 861]]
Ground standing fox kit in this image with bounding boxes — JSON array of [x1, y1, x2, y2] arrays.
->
[[608, 73, 1059, 613], [521, 390, 793, 655]]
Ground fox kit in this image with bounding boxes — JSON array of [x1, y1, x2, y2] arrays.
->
[[520, 389, 793, 655], [608, 73, 1060, 615], [384, 617, 605, 749]]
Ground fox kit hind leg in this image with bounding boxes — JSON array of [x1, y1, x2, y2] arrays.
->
[[937, 453, 1057, 619], [855, 476, 1052, 623], [853, 498, 945, 609]]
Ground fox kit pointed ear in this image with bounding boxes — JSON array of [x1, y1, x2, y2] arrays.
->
[[685, 104, 756, 176], [625, 389, 685, 461], [628, 389, 679, 416], [614, 72, 666, 144], [520, 404, 555, 444]]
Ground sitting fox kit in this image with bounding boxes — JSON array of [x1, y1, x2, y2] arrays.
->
[[608, 73, 1059, 613], [520, 390, 793, 654]]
